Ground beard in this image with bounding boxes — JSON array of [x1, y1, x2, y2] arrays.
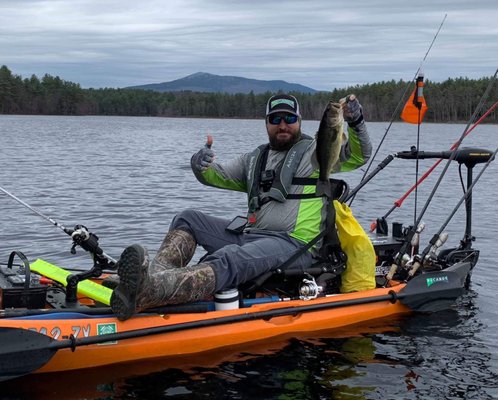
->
[[268, 128, 302, 151]]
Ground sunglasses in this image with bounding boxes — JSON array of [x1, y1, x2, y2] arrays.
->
[[268, 114, 299, 125]]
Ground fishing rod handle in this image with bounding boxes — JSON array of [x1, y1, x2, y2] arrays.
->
[[410, 222, 426, 247], [407, 259, 421, 278], [386, 252, 411, 281], [385, 264, 398, 281]]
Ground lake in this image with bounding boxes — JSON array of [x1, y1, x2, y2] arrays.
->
[[0, 115, 497, 399]]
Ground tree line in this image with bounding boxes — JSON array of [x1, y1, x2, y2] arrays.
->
[[0, 65, 496, 123]]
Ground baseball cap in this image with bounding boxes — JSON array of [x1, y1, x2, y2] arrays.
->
[[265, 94, 301, 117]]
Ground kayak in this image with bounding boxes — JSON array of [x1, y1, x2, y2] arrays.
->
[[0, 145, 492, 382], [0, 233, 477, 382]]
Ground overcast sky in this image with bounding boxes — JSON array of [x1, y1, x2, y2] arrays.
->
[[1, 0, 497, 91]]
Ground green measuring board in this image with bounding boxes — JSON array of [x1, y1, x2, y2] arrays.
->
[[31, 259, 112, 305]]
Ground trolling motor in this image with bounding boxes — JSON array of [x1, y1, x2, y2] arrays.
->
[[397, 147, 493, 247], [384, 147, 495, 283]]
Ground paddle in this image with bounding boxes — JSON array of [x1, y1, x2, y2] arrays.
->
[[0, 268, 466, 382]]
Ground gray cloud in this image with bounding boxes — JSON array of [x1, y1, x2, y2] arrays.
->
[[1, 0, 496, 90]]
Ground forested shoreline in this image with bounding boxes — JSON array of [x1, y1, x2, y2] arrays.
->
[[0, 65, 496, 123]]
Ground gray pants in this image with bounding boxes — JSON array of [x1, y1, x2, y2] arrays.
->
[[170, 209, 314, 291]]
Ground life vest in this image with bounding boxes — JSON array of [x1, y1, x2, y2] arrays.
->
[[247, 135, 346, 214], [247, 136, 312, 213]]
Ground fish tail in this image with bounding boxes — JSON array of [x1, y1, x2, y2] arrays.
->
[[315, 179, 331, 198]]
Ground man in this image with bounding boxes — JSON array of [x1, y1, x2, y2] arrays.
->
[[110, 94, 375, 321]]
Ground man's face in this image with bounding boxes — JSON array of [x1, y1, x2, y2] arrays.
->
[[266, 113, 301, 151]]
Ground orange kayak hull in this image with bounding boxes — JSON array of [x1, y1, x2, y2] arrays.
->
[[0, 285, 411, 374]]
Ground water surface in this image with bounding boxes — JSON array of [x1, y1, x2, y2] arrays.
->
[[0, 115, 497, 399]]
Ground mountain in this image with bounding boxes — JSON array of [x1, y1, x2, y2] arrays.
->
[[125, 72, 318, 94]]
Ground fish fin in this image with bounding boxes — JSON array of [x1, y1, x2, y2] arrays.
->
[[315, 179, 331, 198]]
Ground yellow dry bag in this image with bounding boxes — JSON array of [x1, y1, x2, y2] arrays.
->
[[333, 200, 376, 293]]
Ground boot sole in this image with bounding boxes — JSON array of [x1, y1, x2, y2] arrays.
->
[[110, 245, 146, 321], [102, 274, 120, 289]]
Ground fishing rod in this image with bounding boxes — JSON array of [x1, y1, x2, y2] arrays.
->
[[377, 100, 498, 225], [0, 186, 117, 266], [409, 73, 427, 227], [391, 68, 497, 266], [348, 14, 447, 206], [345, 153, 396, 203]]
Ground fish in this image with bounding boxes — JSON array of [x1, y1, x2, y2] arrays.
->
[[315, 101, 344, 197]]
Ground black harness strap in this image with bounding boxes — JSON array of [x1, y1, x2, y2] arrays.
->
[[320, 197, 347, 263], [248, 144, 270, 213], [255, 155, 348, 268], [288, 177, 349, 201]]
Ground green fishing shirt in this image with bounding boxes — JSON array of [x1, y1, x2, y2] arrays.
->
[[192, 123, 372, 246]]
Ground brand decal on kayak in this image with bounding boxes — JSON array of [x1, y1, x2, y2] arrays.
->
[[97, 322, 117, 345], [29, 324, 91, 340], [426, 275, 449, 287]]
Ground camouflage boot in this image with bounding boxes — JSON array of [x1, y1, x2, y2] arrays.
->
[[110, 244, 151, 321], [136, 263, 216, 311], [102, 274, 120, 289], [110, 244, 216, 321], [105, 229, 197, 289], [151, 229, 197, 271]]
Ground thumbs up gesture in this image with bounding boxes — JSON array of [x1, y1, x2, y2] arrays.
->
[[192, 135, 215, 172]]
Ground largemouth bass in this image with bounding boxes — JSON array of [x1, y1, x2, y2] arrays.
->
[[315, 101, 344, 197]]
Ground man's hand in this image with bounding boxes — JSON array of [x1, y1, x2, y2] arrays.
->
[[192, 136, 215, 172], [340, 94, 364, 126]]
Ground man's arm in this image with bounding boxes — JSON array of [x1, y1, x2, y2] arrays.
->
[[191, 142, 248, 192], [336, 95, 372, 172]]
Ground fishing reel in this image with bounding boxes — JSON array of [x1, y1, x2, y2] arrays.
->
[[386, 230, 450, 283], [71, 225, 98, 253], [64, 225, 117, 304], [299, 276, 323, 300], [417, 232, 449, 272], [69, 225, 114, 269], [385, 222, 424, 281]]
